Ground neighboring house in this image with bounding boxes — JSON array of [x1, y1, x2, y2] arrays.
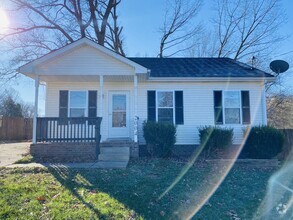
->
[[18, 38, 274, 162]]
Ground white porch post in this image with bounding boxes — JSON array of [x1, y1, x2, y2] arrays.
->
[[262, 82, 267, 125], [32, 76, 39, 144], [99, 75, 104, 117], [98, 75, 104, 142], [134, 75, 138, 143]]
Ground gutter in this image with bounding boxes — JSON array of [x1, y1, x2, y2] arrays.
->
[[147, 76, 275, 82]]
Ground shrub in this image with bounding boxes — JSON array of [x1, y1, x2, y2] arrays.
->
[[242, 125, 284, 159], [143, 121, 176, 158], [198, 126, 233, 158]]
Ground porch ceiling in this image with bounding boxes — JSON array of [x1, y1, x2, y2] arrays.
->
[[40, 74, 146, 83]]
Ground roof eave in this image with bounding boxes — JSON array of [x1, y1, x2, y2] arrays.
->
[[148, 76, 275, 82]]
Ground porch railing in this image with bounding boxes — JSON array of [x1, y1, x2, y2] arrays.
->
[[36, 117, 102, 143]]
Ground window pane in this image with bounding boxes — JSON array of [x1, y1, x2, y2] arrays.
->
[[158, 108, 173, 123], [113, 95, 126, 111], [70, 91, 86, 108], [158, 92, 173, 107], [70, 108, 85, 117], [112, 112, 126, 127], [224, 91, 240, 108], [225, 108, 240, 124]]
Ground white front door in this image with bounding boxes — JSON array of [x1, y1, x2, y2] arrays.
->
[[108, 91, 130, 138]]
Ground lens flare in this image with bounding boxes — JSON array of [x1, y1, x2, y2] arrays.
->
[[254, 151, 293, 219], [0, 8, 9, 33], [158, 79, 266, 219]]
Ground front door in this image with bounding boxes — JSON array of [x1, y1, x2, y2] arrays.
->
[[108, 91, 130, 138]]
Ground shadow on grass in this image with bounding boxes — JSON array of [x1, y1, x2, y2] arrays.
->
[[47, 159, 277, 219], [47, 159, 187, 219], [48, 166, 108, 219]]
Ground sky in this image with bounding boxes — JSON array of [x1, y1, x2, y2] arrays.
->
[[1, 0, 293, 113]]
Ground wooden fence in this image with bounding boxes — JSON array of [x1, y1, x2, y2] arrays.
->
[[0, 117, 33, 141]]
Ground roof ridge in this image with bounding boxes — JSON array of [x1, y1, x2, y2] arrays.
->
[[127, 57, 231, 59]]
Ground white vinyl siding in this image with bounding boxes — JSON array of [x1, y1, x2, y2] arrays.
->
[[137, 81, 264, 145], [36, 45, 134, 76], [46, 80, 264, 144], [46, 81, 134, 142]]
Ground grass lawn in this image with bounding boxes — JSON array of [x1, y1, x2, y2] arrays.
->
[[0, 159, 290, 219]]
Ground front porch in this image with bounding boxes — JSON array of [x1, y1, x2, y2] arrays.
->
[[17, 38, 148, 163], [32, 116, 138, 163]]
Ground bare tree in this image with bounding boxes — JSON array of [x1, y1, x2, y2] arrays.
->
[[104, 0, 125, 56], [267, 94, 293, 129], [0, 0, 124, 81], [158, 0, 202, 57], [20, 102, 34, 118], [212, 0, 285, 61]]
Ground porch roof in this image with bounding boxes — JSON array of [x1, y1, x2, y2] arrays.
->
[[18, 38, 148, 80]]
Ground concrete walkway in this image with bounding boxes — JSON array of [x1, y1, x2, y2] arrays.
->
[[0, 142, 128, 169], [5, 161, 128, 169], [0, 142, 30, 166]]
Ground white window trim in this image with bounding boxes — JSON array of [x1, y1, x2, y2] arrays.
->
[[222, 90, 243, 125], [68, 90, 88, 117], [156, 90, 175, 124]]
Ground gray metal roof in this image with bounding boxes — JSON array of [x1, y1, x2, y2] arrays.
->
[[128, 57, 273, 78]]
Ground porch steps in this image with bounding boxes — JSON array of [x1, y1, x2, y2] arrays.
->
[[98, 140, 131, 168], [98, 147, 130, 162]]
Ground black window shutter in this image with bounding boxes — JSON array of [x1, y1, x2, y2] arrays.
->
[[59, 90, 68, 118], [241, 91, 250, 124], [175, 91, 184, 125], [147, 91, 156, 121], [214, 91, 223, 124], [88, 90, 97, 117]]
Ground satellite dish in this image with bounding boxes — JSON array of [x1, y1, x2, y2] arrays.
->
[[270, 60, 289, 73]]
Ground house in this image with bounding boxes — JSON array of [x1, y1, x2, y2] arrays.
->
[[18, 38, 274, 163]]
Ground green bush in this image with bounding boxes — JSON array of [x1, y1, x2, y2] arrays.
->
[[242, 125, 284, 159], [143, 121, 176, 158], [198, 126, 233, 158]]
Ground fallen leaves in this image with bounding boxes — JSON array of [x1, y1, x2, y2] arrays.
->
[[52, 193, 60, 200], [36, 196, 46, 203]]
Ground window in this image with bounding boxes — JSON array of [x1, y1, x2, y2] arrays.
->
[[69, 91, 87, 117], [224, 91, 241, 124], [157, 91, 174, 124], [214, 90, 251, 125], [147, 90, 184, 124], [112, 94, 127, 127]]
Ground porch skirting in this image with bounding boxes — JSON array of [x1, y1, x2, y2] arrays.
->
[[30, 142, 97, 163]]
